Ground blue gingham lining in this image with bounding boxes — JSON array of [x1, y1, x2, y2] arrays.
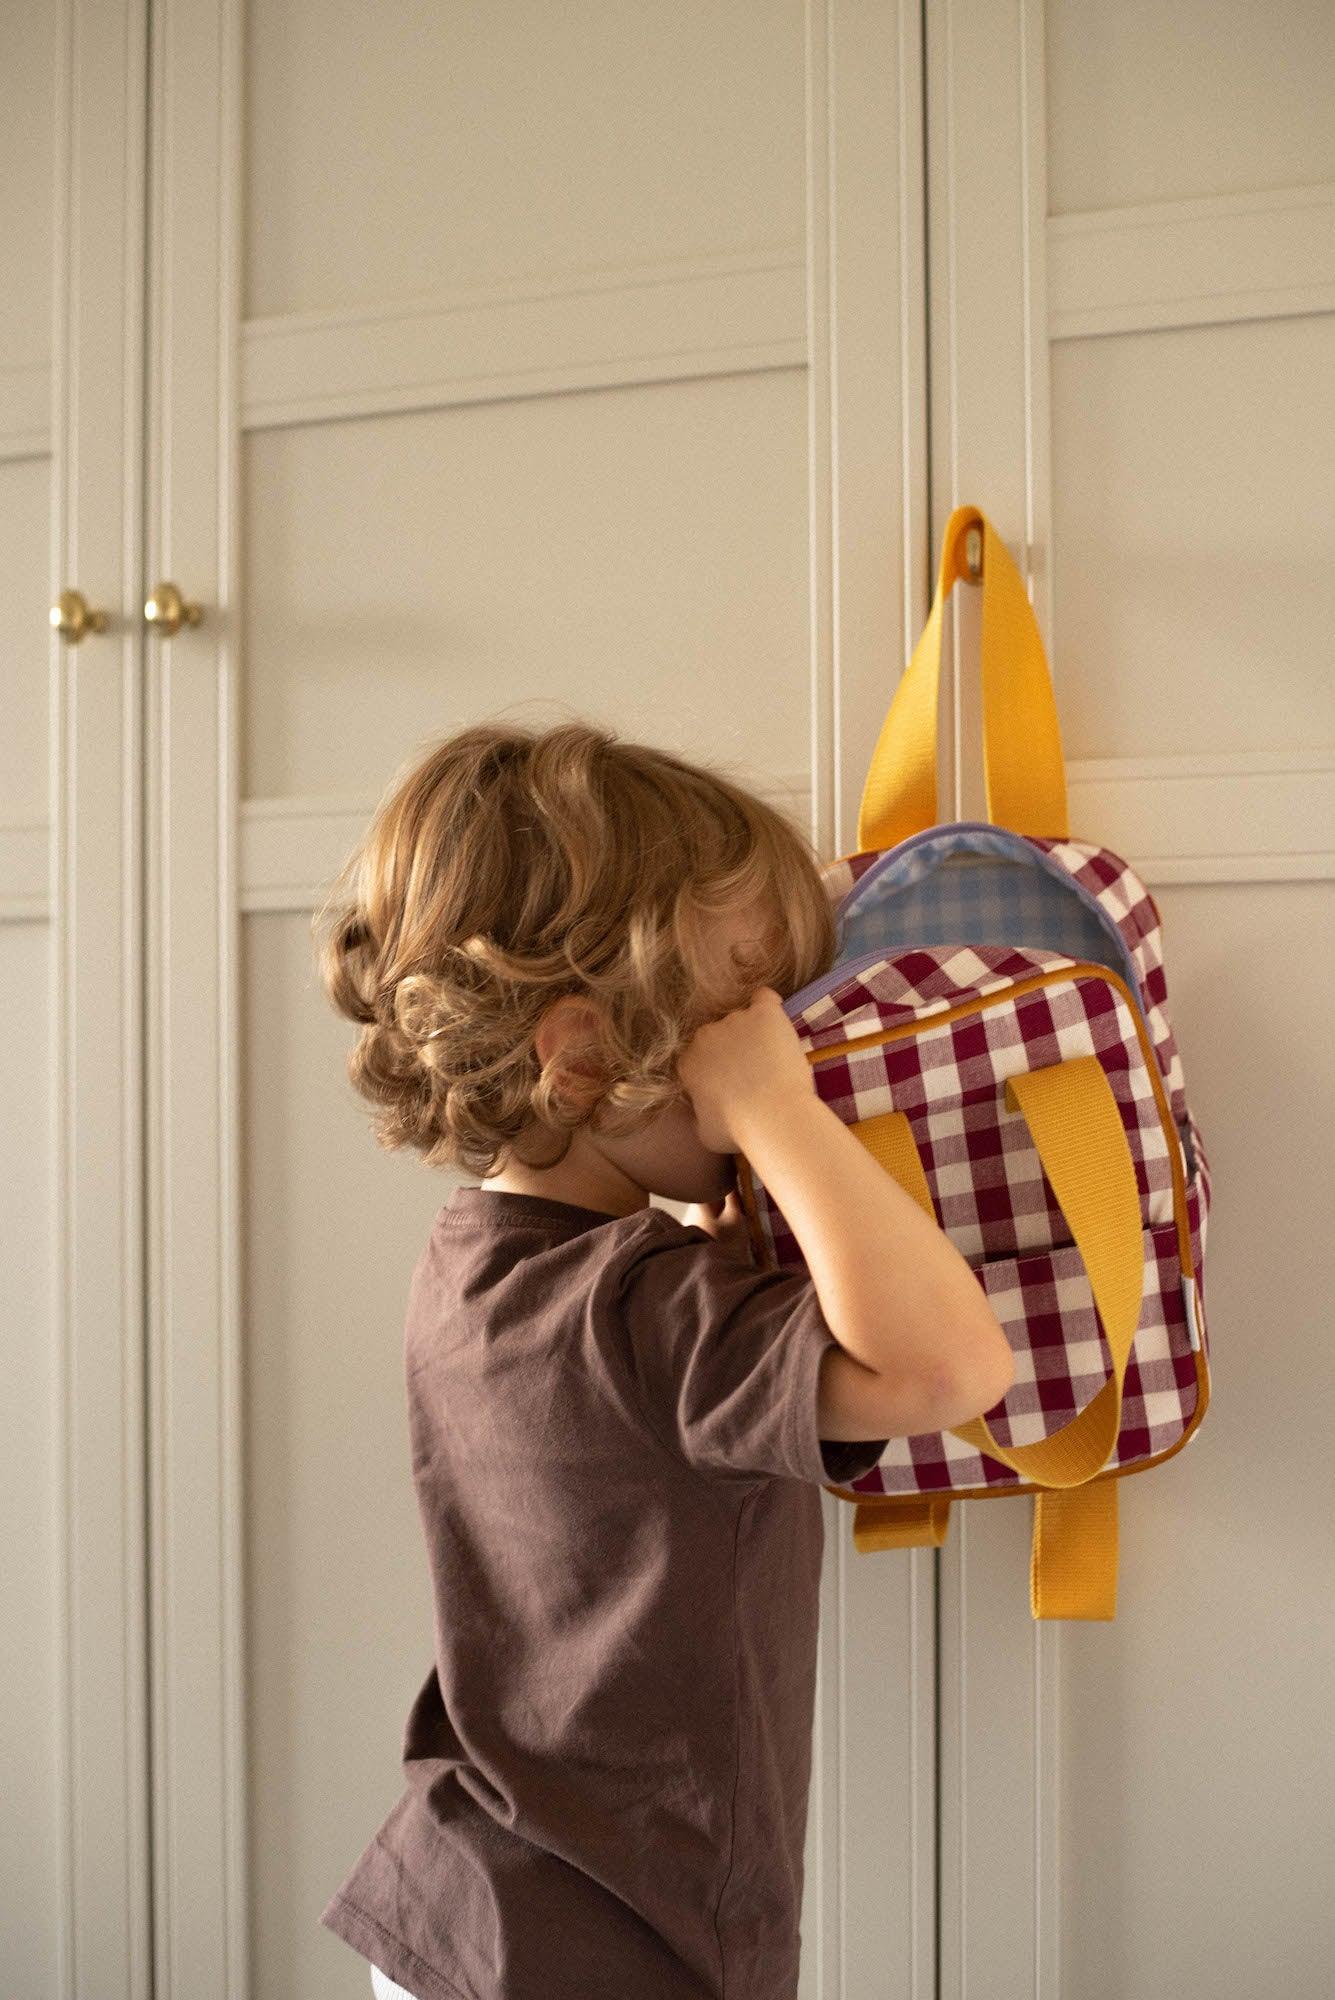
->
[[834, 827, 1137, 994]]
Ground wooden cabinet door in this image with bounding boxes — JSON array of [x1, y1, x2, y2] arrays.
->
[[926, 5, 1335, 1996], [146, 4, 934, 1995], [1, 4, 152, 1996]]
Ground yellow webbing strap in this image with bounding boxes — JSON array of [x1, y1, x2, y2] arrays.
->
[[844, 1055, 1143, 1618], [847, 1107, 938, 1219], [850, 1487, 1118, 1618], [853, 1495, 952, 1550], [948, 1056, 1145, 1491], [1031, 1481, 1119, 1620], [855, 505, 1070, 849]]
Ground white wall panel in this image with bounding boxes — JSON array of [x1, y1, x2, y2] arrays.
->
[[1, 456, 51, 827], [1050, 314, 1335, 760], [240, 368, 811, 803], [0, 4, 56, 375], [0, 926, 60, 1993], [243, 0, 806, 319], [1045, 0, 1335, 215], [1057, 882, 1334, 1999]]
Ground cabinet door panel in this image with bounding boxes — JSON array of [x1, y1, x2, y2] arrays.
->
[[151, 3, 932, 1996], [3, 3, 151, 1996], [928, 5, 1335, 1996], [241, 371, 811, 802]]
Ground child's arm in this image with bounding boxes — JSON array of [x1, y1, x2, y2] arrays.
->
[[677, 987, 1016, 1440]]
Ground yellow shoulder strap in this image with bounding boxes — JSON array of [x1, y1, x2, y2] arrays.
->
[[843, 1052, 1142, 1618], [848, 1057, 1143, 1490], [948, 1055, 1144, 1490]]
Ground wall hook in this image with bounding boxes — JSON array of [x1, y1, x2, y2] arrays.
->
[[964, 524, 983, 582]]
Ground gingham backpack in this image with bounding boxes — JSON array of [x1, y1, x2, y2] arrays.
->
[[735, 505, 1212, 1621]]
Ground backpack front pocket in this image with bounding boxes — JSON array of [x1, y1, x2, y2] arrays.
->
[[836, 1216, 1208, 1500]]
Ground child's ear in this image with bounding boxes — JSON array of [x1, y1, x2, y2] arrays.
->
[[534, 994, 609, 1099]]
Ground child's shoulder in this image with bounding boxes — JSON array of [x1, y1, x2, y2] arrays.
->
[[601, 1202, 783, 1307], [586, 1202, 716, 1278]]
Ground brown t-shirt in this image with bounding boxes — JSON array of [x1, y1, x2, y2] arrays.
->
[[319, 1186, 887, 2000]]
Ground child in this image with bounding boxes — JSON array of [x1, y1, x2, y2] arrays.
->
[[314, 721, 1014, 2000]]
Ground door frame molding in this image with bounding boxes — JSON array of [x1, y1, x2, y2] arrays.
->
[[805, 10, 937, 1997], [142, 0, 247, 1992], [50, 2, 153, 1997]]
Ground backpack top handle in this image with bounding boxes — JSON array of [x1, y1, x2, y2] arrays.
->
[[856, 505, 1071, 851]]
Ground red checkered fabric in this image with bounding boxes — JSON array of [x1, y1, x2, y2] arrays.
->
[[749, 834, 1212, 1500]]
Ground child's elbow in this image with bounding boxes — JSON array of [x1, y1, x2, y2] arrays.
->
[[936, 1318, 1016, 1422]]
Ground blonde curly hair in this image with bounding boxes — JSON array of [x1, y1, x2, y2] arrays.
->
[[312, 719, 838, 1178]]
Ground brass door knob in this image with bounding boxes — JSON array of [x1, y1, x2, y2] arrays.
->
[[50, 589, 110, 644], [143, 582, 203, 636]]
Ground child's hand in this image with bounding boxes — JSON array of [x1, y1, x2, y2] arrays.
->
[[676, 985, 815, 1154], [681, 1189, 755, 1266]]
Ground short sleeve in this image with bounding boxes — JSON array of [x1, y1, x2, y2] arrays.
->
[[612, 1215, 889, 1487]]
